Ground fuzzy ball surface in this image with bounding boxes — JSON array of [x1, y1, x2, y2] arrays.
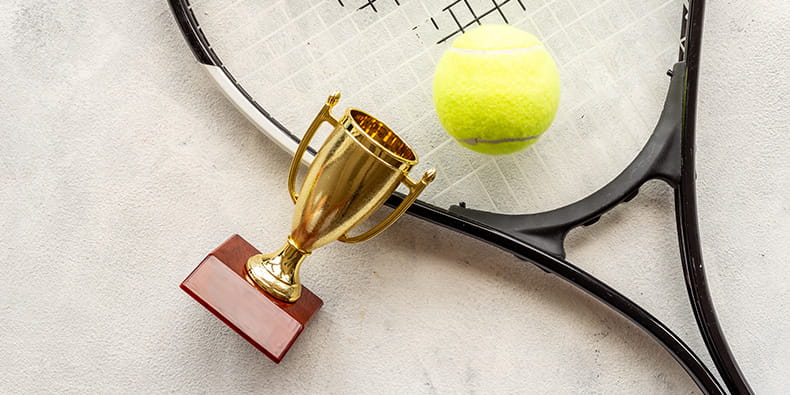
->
[[433, 25, 560, 155]]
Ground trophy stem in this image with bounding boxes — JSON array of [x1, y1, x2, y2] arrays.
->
[[245, 238, 310, 302]]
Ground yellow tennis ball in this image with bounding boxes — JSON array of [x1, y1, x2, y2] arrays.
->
[[433, 25, 560, 155]]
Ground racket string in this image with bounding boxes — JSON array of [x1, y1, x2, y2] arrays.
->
[[192, 0, 684, 214]]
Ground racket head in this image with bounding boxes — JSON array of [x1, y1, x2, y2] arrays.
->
[[170, 0, 687, 216]]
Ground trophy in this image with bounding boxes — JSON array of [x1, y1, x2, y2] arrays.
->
[[181, 92, 435, 362]]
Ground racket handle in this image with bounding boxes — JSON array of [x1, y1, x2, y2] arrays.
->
[[339, 169, 436, 244], [288, 91, 342, 203]]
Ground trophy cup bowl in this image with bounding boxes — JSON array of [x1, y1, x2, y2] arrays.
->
[[246, 92, 436, 302]]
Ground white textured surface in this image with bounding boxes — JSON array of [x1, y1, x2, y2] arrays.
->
[[1, 0, 788, 393]]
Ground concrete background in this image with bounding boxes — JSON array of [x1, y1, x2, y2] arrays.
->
[[1, 0, 787, 393]]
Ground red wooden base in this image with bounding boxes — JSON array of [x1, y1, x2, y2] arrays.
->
[[180, 234, 323, 363]]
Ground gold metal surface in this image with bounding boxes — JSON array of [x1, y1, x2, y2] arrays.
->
[[246, 92, 436, 302], [246, 238, 308, 302]]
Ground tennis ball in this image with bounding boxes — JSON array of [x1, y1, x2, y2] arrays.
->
[[433, 24, 560, 155]]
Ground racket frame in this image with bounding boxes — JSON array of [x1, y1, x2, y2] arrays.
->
[[168, 0, 752, 393]]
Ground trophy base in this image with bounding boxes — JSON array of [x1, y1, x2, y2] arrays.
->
[[180, 234, 323, 363]]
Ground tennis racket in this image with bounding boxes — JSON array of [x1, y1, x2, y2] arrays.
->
[[168, 0, 752, 393]]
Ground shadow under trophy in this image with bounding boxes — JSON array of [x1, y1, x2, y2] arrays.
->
[[181, 92, 436, 362]]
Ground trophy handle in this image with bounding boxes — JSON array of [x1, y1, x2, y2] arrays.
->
[[339, 169, 437, 244], [288, 91, 342, 203]]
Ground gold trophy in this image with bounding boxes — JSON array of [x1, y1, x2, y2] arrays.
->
[[181, 92, 434, 362], [246, 92, 436, 302]]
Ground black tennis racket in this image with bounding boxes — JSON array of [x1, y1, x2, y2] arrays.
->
[[168, 0, 752, 393]]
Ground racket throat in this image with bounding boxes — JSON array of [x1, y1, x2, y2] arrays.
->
[[446, 62, 688, 260]]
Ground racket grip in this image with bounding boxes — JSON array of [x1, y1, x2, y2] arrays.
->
[[288, 91, 342, 203], [339, 169, 436, 244]]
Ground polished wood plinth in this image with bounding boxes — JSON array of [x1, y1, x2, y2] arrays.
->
[[180, 234, 322, 363]]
